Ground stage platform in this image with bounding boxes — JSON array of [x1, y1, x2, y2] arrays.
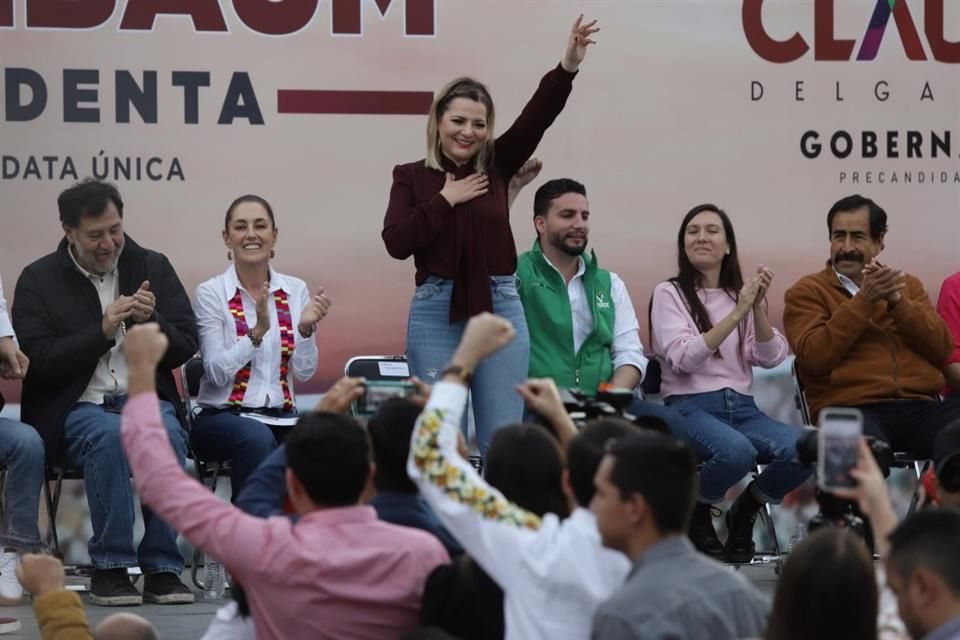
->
[[2, 561, 781, 638]]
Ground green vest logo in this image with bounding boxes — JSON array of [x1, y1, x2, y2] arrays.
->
[[596, 291, 611, 309]]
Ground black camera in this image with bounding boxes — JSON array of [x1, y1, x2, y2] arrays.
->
[[794, 428, 894, 544], [940, 457, 960, 494], [559, 387, 636, 425]]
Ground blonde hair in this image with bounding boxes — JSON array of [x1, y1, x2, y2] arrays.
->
[[425, 77, 495, 173]]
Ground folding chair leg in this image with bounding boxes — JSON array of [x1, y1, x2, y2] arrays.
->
[[190, 463, 223, 590], [191, 548, 204, 591], [0, 470, 6, 519], [751, 465, 783, 573], [906, 460, 931, 518], [43, 470, 65, 555], [759, 503, 783, 574]]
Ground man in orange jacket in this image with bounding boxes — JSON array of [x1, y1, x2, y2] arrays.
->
[[784, 194, 959, 459]]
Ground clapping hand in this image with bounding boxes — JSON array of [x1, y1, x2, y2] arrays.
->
[[753, 265, 774, 309], [250, 281, 272, 342], [130, 280, 156, 323], [735, 276, 762, 316], [299, 288, 332, 338], [0, 336, 28, 380], [102, 296, 136, 339], [861, 260, 905, 305]]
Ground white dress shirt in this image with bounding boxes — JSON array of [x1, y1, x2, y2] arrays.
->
[[67, 247, 127, 403], [542, 254, 648, 380], [835, 269, 861, 296], [193, 265, 318, 409], [0, 276, 15, 340], [408, 382, 631, 640]]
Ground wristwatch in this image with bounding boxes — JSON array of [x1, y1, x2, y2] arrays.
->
[[440, 364, 473, 385]]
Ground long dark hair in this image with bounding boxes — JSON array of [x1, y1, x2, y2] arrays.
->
[[654, 204, 745, 358], [485, 424, 570, 519], [765, 528, 878, 640], [672, 204, 744, 329]]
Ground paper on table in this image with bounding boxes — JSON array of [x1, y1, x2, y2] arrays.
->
[[239, 413, 299, 427], [378, 361, 410, 377]]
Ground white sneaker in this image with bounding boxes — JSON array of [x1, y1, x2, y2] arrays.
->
[[0, 616, 22, 634], [0, 553, 23, 605]]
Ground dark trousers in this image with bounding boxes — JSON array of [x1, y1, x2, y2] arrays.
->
[[853, 394, 960, 458], [192, 409, 293, 499]]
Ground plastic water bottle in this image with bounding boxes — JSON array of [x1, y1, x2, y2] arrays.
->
[[202, 553, 226, 600], [787, 523, 807, 554]]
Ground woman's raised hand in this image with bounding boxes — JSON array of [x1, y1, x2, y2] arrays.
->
[[561, 14, 599, 73]]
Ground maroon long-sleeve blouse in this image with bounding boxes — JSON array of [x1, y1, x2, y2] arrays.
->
[[382, 64, 577, 323]]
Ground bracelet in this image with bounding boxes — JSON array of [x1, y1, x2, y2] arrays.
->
[[248, 330, 264, 348], [440, 364, 473, 385]]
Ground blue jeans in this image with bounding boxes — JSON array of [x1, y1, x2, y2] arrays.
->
[[0, 418, 44, 550], [192, 410, 289, 499], [406, 275, 529, 458], [63, 400, 187, 573], [665, 388, 811, 504]]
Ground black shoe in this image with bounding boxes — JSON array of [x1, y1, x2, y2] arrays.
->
[[143, 572, 195, 604], [90, 568, 142, 607], [725, 484, 763, 563], [689, 502, 727, 559]]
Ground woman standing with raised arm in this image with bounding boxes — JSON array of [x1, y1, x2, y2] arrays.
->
[[383, 16, 598, 458], [650, 204, 810, 562]]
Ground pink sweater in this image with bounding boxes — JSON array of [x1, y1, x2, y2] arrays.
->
[[650, 282, 789, 398], [121, 393, 449, 640]]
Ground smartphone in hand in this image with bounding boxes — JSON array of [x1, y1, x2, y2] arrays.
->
[[356, 381, 416, 416], [818, 407, 863, 492]]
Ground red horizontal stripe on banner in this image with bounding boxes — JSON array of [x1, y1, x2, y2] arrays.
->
[[277, 90, 433, 115]]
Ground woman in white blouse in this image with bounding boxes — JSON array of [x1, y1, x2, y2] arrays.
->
[[192, 195, 331, 497]]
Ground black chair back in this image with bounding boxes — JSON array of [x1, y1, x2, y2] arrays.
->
[[184, 356, 205, 397], [642, 359, 662, 397], [344, 355, 409, 381]]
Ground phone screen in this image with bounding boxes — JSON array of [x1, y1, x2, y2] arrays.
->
[[818, 408, 863, 491], [357, 381, 415, 416]]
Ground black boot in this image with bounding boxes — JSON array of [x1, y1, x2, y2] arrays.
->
[[689, 502, 726, 559], [725, 484, 763, 563]]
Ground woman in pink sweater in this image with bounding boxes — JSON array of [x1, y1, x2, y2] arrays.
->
[[650, 204, 810, 562]]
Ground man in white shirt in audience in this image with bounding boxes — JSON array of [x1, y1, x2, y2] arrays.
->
[[408, 312, 633, 639]]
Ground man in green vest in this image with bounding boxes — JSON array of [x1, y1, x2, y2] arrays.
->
[[514, 176, 686, 431]]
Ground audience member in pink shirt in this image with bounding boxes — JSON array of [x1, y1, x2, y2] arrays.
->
[[649, 204, 810, 563], [119, 324, 449, 640]]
